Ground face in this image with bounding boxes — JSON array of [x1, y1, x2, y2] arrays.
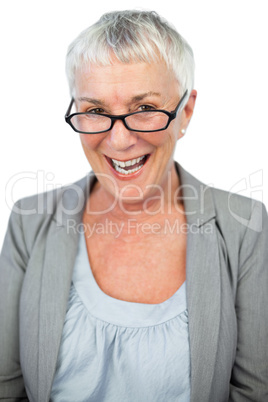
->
[[74, 59, 196, 206]]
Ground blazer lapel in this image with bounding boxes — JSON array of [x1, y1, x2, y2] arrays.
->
[[187, 227, 221, 401], [177, 164, 221, 401], [37, 173, 96, 401]]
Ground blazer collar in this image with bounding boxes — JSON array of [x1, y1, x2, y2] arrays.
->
[[176, 163, 216, 226], [39, 162, 220, 402]]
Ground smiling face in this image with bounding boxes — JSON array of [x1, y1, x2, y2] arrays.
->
[[73, 59, 195, 207]]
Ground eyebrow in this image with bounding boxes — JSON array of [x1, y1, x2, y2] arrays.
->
[[77, 97, 105, 107], [131, 92, 162, 102], [77, 92, 162, 106]]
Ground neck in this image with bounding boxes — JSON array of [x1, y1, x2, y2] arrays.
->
[[85, 163, 184, 222]]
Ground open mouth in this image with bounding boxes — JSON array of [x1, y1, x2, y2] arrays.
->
[[106, 154, 150, 175]]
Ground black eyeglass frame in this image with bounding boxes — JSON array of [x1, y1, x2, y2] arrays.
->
[[65, 90, 188, 134]]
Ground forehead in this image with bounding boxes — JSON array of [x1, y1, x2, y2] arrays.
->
[[74, 60, 179, 101]]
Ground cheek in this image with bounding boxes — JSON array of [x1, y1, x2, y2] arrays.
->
[[139, 131, 174, 148], [146, 129, 178, 151], [79, 134, 103, 151]]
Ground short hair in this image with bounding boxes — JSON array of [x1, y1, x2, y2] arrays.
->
[[66, 10, 195, 101]]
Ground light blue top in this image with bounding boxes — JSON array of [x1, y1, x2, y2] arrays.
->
[[50, 233, 191, 402]]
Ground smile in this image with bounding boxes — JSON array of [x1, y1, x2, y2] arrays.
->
[[107, 154, 149, 175]]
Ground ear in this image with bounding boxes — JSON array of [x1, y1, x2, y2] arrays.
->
[[178, 89, 197, 139]]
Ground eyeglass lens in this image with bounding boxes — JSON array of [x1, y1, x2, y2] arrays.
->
[[70, 111, 170, 133]]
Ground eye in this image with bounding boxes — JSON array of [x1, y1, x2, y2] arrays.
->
[[139, 105, 156, 111], [86, 107, 105, 114]]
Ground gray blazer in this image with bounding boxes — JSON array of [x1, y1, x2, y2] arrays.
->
[[0, 163, 267, 402]]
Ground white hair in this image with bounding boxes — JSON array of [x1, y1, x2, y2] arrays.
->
[[66, 10, 195, 101]]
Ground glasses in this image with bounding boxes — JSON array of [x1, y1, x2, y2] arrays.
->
[[65, 90, 188, 134]]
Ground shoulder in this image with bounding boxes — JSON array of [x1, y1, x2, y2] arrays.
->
[[13, 173, 92, 215], [5, 173, 95, 256], [177, 162, 267, 231], [210, 186, 267, 238], [176, 162, 268, 254]]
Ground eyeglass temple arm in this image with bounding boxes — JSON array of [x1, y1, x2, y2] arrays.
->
[[65, 98, 75, 119], [171, 90, 188, 114]]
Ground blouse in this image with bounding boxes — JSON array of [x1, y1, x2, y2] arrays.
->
[[50, 233, 191, 401]]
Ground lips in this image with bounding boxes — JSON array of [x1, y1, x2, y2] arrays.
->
[[112, 155, 146, 168], [105, 154, 149, 176]]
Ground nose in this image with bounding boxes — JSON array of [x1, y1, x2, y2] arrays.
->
[[106, 119, 138, 151]]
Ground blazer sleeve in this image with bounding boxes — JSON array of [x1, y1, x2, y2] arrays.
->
[[0, 202, 29, 401], [229, 201, 268, 401]]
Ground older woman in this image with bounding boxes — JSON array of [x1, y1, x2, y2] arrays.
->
[[0, 10, 267, 402]]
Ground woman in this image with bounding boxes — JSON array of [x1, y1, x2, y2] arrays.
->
[[0, 10, 267, 402]]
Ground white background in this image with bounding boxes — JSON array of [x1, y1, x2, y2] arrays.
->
[[1, 0, 267, 248]]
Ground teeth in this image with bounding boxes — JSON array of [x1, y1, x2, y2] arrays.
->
[[111, 155, 145, 168], [113, 164, 144, 175]]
